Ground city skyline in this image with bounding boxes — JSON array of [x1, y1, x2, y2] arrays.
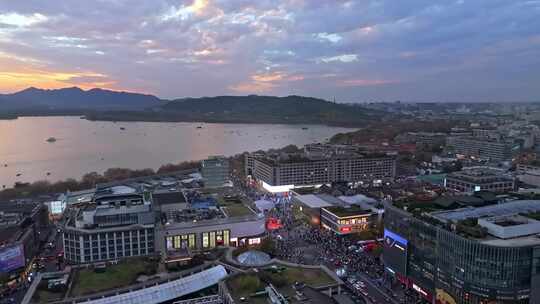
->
[[1, 0, 540, 102]]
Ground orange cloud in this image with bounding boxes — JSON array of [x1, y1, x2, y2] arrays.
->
[[230, 71, 304, 93], [229, 81, 276, 93], [252, 71, 286, 82], [0, 67, 118, 93], [0, 51, 123, 93]]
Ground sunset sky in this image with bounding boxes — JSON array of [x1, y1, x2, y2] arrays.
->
[[0, 0, 539, 102]]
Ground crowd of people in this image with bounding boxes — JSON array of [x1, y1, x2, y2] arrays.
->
[[233, 178, 427, 303], [264, 199, 418, 303]]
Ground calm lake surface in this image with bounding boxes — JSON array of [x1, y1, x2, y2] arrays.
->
[[0, 116, 355, 188]]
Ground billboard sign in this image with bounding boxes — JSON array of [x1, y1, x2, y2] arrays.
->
[[0, 244, 25, 273], [48, 200, 67, 215], [383, 229, 408, 275]]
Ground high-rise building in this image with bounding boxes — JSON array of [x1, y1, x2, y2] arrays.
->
[[384, 199, 540, 304], [62, 185, 155, 264], [201, 156, 230, 188]]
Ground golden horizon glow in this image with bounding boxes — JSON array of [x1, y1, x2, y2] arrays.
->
[[0, 68, 119, 93]]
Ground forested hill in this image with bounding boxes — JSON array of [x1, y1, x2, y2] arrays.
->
[[155, 95, 383, 126], [1, 88, 385, 126]]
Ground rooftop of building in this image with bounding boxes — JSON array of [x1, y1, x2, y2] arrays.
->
[[389, 196, 540, 247], [406, 131, 447, 136], [160, 189, 256, 228], [201, 156, 229, 167], [323, 204, 373, 218], [448, 135, 512, 144], [62, 183, 154, 231], [94, 170, 202, 194], [446, 167, 513, 182], [152, 189, 186, 206], [294, 193, 382, 216], [294, 194, 338, 209], [430, 199, 540, 222], [0, 200, 40, 214], [250, 143, 394, 166]]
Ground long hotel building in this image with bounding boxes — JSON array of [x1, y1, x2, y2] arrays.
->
[[446, 136, 517, 161], [245, 144, 396, 192]]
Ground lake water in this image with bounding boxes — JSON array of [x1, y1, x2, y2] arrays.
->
[[0, 116, 355, 188]]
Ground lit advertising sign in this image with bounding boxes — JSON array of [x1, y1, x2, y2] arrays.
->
[[266, 218, 283, 230], [384, 229, 408, 246], [0, 244, 25, 273], [383, 229, 408, 275], [48, 200, 67, 215], [261, 181, 294, 193], [340, 226, 352, 233]]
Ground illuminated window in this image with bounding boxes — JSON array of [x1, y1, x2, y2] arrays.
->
[[166, 237, 173, 250], [188, 234, 196, 249], [202, 232, 209, 248], [224, 230, 230, 246], [248, 238, 261, 245], [181, 235, 188, 248], [173, 236, 181, 249], [209, 231, 216, 248]]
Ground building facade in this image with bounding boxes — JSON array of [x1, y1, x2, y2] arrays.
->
[[246, 152, 396, 190], [160, 215, 266, 253], [320, 206, 377, 235], [62, 191, 155, 264], [517, 164, 540, 188], [201, 156, 230, 188], [395, 132, 447, 147], [383, 203, 540, 304], [444, 168, 515, 193], [446, 136, 516, 161]]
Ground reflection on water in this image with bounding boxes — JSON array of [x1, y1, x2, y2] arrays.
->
[[0, 116, 355, 188]]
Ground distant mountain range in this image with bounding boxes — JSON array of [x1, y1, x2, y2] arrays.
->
[[0, 87, 384, 126], [0, 87, 162, 110]]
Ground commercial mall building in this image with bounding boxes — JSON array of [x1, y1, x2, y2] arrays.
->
[[61, 170, 267, 265], [245, 143, 396, 192], [153, 188, 266, 263], [292, 194, 383, 235], [383, 199, 540, 304]]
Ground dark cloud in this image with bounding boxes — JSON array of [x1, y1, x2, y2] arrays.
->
[[0, 0, 539, 101]]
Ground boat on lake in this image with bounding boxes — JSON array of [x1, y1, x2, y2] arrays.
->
[[46, 137, 57, 143]]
